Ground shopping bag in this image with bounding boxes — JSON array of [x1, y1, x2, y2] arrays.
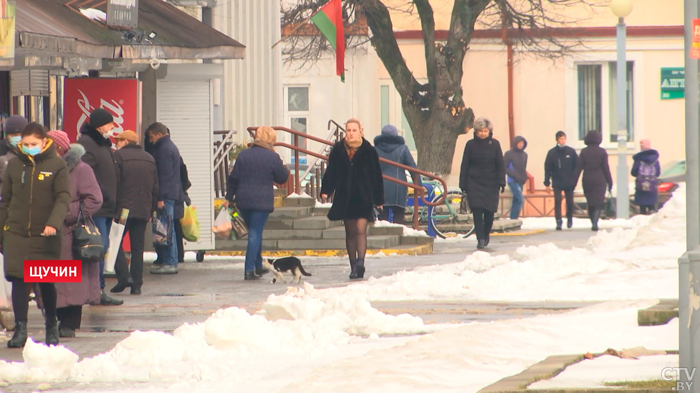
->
[[153, 208, 173, 247], [230, 205, 248, 239], [181, 205, 200, 242], [0, 254, 12, 311], [104, 209, 129, 273], [212, 207, 232, 240]]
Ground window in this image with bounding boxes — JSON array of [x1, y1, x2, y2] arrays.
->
[[284, 86, 309, 164], [379, 83, 417, 152], [576, 62, 634, 143]]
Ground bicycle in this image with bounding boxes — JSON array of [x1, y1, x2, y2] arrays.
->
[[405, 177, 475, 239]]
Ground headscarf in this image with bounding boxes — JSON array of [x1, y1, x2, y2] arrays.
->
[[252, 126, 276, 151]]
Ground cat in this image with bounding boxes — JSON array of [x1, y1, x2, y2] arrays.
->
[[262, 257, 312, 284]]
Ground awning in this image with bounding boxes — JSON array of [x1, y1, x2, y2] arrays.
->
[[14, 0, 245, 61]]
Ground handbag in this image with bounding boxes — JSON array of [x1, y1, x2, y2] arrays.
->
[[230, 205, 248, 239], [153, 208, 173, 247], [72, 205, 104, 263]]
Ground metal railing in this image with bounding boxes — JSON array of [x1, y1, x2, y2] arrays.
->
[[246, 125, 448, 230], [213, 129, 238, 198]]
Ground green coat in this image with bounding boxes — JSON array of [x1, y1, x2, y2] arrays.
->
[[0, 140, 71, 280]]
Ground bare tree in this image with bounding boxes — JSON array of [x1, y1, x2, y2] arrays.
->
[[282, 0, 603, 175]]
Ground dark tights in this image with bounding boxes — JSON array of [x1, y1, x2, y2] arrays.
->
[[472, 208, 495, 241], [11, 280, 56, 322], [345, 219, 368, 262]]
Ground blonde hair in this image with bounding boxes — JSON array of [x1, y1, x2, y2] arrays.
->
[[346, 118, 362, 130], [255, 126, 277, 145]]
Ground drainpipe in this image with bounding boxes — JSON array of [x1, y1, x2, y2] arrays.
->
[[502, 13, 515, 144]]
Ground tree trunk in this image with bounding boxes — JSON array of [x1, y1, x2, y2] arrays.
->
[[409, 108, 472, 176]]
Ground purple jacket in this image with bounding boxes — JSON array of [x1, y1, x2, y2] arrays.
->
[[56, 144, 103, 308]]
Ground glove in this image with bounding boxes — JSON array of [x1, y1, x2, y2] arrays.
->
[[500, 185, 505, 194]]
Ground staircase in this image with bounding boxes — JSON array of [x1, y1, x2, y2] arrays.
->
[[214, 191, 433, 256]]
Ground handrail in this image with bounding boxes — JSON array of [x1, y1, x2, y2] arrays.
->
[[299, 123, 346, 184], [246, 125, 449, 208]]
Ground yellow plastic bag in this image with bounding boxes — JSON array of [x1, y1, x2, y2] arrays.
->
[[181, 205, 200, 242]]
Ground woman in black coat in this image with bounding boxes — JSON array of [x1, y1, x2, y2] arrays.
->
[[321, 119, 384, 279], [573, 130, 613, 231], [459, 117, 506, 249]]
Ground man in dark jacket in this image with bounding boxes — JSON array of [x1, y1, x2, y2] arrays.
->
[[147, 122, 182, 274], [0, 115, 27, 186], [110, 130, 159, 295], [503, 136, 528, 220], [77, 108, 122, 306], [544, 131, 579, 230]]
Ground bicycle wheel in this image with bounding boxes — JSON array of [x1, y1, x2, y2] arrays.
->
[[428, 192, 457, 239]]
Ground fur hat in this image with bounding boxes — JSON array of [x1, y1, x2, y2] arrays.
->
[[47, 130, 71, 153], [89, 108, 114, 129], [115, 130, 139, 143], [381, 124, 398, 136], [3, 115, 28, 135]]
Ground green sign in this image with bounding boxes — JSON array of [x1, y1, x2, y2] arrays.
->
[[661, 67, 685, 99]]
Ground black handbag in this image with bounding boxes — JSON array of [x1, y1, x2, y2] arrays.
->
[[72, 205, 104, 263]]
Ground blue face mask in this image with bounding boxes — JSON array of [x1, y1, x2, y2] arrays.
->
[[21, 145, 41, 156], [8, 136, 20, 147]]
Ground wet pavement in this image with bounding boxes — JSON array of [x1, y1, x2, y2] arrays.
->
[[0, 226, 597, 370]]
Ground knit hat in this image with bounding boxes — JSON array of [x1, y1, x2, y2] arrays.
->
[[255, 126, 277, 145], [640, 139, 651, 151], [3, 115, 28, 135], [47, 130, 71, 153], [381, 124, 398, 136], [115, 130, 138, 143], [90, 108, 114, 128], [555, 131, 566, 140]]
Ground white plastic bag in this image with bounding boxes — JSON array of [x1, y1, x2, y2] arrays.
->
[[212, 207, 232, 240], [104, 222, 126, 273], [0, 254, 12, 311]]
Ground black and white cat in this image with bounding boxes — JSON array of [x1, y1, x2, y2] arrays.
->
[[262, 257, 312, 284]]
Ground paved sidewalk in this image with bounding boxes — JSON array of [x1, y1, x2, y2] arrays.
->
[[0, 227, 595, 365]]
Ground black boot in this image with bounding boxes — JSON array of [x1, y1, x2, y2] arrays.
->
[[100, 290, 124, 306], [591, 208, 601, 231], [110, 278, 133, 293], [477, 239, 485, 249], [7, 321, 27, 348], [59, 322, 75, 338], [556, 219, 562, 230], [244, 271, 260, 280], [356, 260, 365, 279], [484, 234, 490, 247], [349, 260, 359, 279], [130, 284, 142, 295], [567, 217, 573, 229], [45, 317, 59, 346]]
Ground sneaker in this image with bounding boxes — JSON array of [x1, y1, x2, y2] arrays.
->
[[150, 265, 178, 275]]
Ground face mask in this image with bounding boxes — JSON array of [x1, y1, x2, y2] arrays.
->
[[103, 130, 114, 139], [9, 136, 20, 147], [22, 145, 41, 156]]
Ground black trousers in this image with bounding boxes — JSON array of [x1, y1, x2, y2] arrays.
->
[[115, 218, 148, 285], [639, 205, 656, 215], [554, 188, 575, 221], [471, 208, 495, 241], [56, 305, 82, 330], [175, 220, 184, 262], [11, 280, 56, 323], [378, 206, 406, 224]]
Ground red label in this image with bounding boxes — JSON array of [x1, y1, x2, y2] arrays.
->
[[693, 19, 700, 60], [63, 78, 140, 143], [24, 260, 82, 283]]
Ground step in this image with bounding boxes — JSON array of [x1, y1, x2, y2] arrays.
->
[[400, 235, 434, 245], [263, 229, 324, 240], [284, 196, 316, 207], [215, 235, 401, 251], [268, 206, 312, 220], [265, 216, 343, 230], [313, 206, 331, 216], [322, 225, 404, 239]]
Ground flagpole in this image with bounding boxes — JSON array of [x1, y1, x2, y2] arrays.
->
[[272, 15, 313, 49]]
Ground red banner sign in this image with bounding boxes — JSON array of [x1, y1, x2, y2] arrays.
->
[[63, 78, 140, 143], [24, 260, 82, 283], [692, 19, 700, 60]]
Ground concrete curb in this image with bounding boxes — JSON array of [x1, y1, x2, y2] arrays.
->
[[206, 243, 433, 258], [491, 229, 547, 237], [637, 299, 679, 326]]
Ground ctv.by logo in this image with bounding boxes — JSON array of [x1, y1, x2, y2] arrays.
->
[[662, 367, 695, 391]]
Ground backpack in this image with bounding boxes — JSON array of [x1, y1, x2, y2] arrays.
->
[[636, 160, 658, 192]]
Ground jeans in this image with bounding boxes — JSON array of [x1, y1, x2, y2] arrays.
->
[[554, 188, 575, 221], [93, 216, 113, 290], [508, 182, 524, 220], [115, 218, 148, 285], [155, 200, 178, 267], [239, 209, 270, 273]]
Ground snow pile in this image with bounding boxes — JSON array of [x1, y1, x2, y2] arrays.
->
[[374, 220, 429, 237], [315, 201, 332, 208], [79, 8, 106, 22], [286, 192, 311, 199], [0, 284, 426, 385]]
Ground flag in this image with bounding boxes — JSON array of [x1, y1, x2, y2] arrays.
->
[[310, 0, 345, 82]]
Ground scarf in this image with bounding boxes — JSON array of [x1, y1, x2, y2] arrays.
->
[[344, 137, 362, 160], [251, 140, 274, 151]]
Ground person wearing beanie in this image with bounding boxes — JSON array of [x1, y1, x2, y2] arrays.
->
[[147, 122, 183, 275], [503, 135, 528, 220], [631, 139, 660, 215], [224, 126, 289, 280], [110, 130, 158, 293], [373, 124, 422, 225], [544, 131, 578, 230], [48, 133, 103, 338], [0, 115, 29, 186], [77, 109, 122, 306]]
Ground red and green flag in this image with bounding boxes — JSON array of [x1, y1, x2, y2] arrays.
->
[[310, 0, 345, 82]]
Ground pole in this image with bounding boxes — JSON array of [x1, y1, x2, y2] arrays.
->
[[680, 0, 700, 390], [615, 18, 629, 219]]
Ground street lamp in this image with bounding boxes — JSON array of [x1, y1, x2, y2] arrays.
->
[[610, 0, 632, 220]]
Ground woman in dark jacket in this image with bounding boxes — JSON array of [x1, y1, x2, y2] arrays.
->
[[225, 126, 289, 280], [459, 117, 506, 249], [321, 119, 384, 279], [374, 124, 422, 224], [631, 139, 660, 215], [0, 123, 71, 348], [574, 130, 613, 231], [48, 133, 103, 338]]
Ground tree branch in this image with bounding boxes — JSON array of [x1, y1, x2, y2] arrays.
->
[[413, 0, 437, 99]]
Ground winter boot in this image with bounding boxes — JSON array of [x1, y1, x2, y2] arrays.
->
[[567, 217, 573, 229], [349, 260, 359, 279], [356, 260, 365, 279], [484, 234, 490, 247], [130, 284, 142, 295], [100, 290, 124, 306], [45, 317, 59, 346], [555, 219, 562, 231], [477, 239, 486, 249], [591, 208, 601, 231], [110, 278, 133, 293], [7, 321, 28, 348], [244, 271, 260, 280]]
